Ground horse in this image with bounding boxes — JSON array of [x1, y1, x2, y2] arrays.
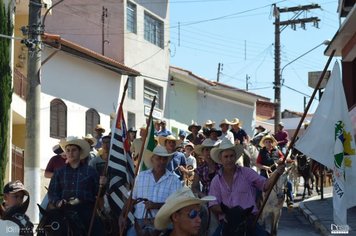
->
[[37, 204, 87, 236], [244, 143, 259, 171], [220, 203, 254, 236], [293, 152, 314, 199], [259, 169, 289, 236]]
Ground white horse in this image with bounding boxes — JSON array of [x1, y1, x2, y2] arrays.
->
[[259, 169, 289, 236]]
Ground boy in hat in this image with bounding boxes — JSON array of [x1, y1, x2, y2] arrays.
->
[[1, 180, 34, 235], [154, 186, 215, 236], [48, 136, 106, 235]]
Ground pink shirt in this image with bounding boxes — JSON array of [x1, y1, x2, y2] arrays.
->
[[208, 166, 266, 215]]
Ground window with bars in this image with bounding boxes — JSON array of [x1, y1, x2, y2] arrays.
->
[[144, 12, 164, 48], [127, 76, 136, 99], [144, 81, 162, 109], [86, 108, 100, 135], [127, 1, 137, 33], [50, 99, 67, 139]]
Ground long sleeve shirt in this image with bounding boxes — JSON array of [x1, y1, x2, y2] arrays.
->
[[48, 163, 99, 205]]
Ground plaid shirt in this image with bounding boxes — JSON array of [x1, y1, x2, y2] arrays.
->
[[132, 169, 181, 219], [48, 163, 99, 205], [195, 162, 221, 195]]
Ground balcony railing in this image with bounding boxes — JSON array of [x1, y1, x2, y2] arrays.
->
[[13, 68, 27, 100]]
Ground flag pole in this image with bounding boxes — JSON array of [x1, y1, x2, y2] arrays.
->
[[119, 96, 157, 236], [253, 50, 336, 227], [88, 78, 130, 236]]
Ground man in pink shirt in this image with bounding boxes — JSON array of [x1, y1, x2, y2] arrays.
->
[[208, 140, 285, 235]]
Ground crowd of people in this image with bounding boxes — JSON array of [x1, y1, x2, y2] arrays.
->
[[1, 118, 294, 236]]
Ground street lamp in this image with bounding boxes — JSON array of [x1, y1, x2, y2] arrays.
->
[[275, 40, 330, 130]]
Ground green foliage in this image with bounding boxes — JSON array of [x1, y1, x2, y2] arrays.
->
[[0, 0, 13, 201]]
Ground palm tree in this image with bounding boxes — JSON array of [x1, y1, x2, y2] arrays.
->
[[0, 0, 13, 199]]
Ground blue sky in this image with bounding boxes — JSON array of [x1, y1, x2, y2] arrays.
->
[[169, 0, 339, 113]]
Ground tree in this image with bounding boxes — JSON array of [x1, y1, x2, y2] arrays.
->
[[0, 0, 13, 200]]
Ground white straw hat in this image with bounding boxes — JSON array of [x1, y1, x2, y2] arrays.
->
[[154, 186, 215, 230], [194, 138, 221, 156], [210, 140, 244, 164], [59, 136, 90, 160], [143, 145, 176, 169]]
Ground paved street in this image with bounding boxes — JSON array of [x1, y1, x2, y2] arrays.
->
[[278, 205, 321, 236]]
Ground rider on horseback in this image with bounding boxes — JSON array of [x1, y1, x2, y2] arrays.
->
[[256, 135, 294, 207], [47, 136, 106, 236], [1, 180, 34, 236]]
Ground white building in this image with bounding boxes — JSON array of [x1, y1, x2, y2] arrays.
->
[[168, 66, 270, 137]]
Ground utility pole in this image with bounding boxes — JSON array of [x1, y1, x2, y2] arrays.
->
[[216, 62, 223, 82], [101, 6, 108, 55], [25, 0, 43, 223], [273, 3, 320, 133]]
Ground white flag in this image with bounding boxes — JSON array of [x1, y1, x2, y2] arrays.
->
[[295, 61, 356, 227]]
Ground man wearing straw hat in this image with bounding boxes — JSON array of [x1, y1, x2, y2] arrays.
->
[[218, 119, 234, 144], [159, 135, 188, 182], [48, 136, 106, 235], [154, 186, 215, 236], [130, 125, 147, 167], [208, 140, 285, 235], [230, 117, 250, 146], [186, 121, 205, 145], [119, 145, 181, 236]]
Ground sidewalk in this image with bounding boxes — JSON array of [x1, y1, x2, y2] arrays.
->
[[299, 186, 356, 235]]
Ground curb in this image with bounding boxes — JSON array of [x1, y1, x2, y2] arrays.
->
[[299, 200, 331, 236]]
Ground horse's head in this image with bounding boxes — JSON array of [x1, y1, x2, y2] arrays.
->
[[220, 203, 253, 236], [37, 204, 86, 236]]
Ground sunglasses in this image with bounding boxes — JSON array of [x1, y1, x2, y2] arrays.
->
[[187, 209, 202, 219]]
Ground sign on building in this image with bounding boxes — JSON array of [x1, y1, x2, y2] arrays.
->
[[308, 70, 331, 89]]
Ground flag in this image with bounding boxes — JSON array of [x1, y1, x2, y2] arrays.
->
[[107, 104, 135, 222], [140, 117, 156, 172], [295, 61, 356, 227]]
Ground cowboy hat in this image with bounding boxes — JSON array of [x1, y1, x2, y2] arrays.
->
[[157, 135, 182, 147], [194, 138, 221, 156], [219, 119, 232, 127], [143, 145, 175, 169], [154, 186, 215, 230], [59, 136, 90, 160], [94, 124, 106, 132], [204, 119, 215, 127], [82, 134, 97, 147], [188, 121, 202, 132], [254, 125, 265, 131], [259, 134, 278, 148], [210, 140, 244, 164], [205, 128, 222, 137], [230, 118, 242, 125], [128, 127, 137, 133], [278, 122, 284, 127], [52, 144, 64, 155]]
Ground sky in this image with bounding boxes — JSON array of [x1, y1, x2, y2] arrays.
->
[[168, 0, 340, 113]]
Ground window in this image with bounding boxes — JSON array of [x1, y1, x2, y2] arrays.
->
[[127, 76, 136, 99], [50, 99, 67, 138], [127, 112, 135, 130], [144, 81, 162, 109], [127, 1, 137, 33], [144, 12, 164, 48], [86, 108, 100, 135]]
